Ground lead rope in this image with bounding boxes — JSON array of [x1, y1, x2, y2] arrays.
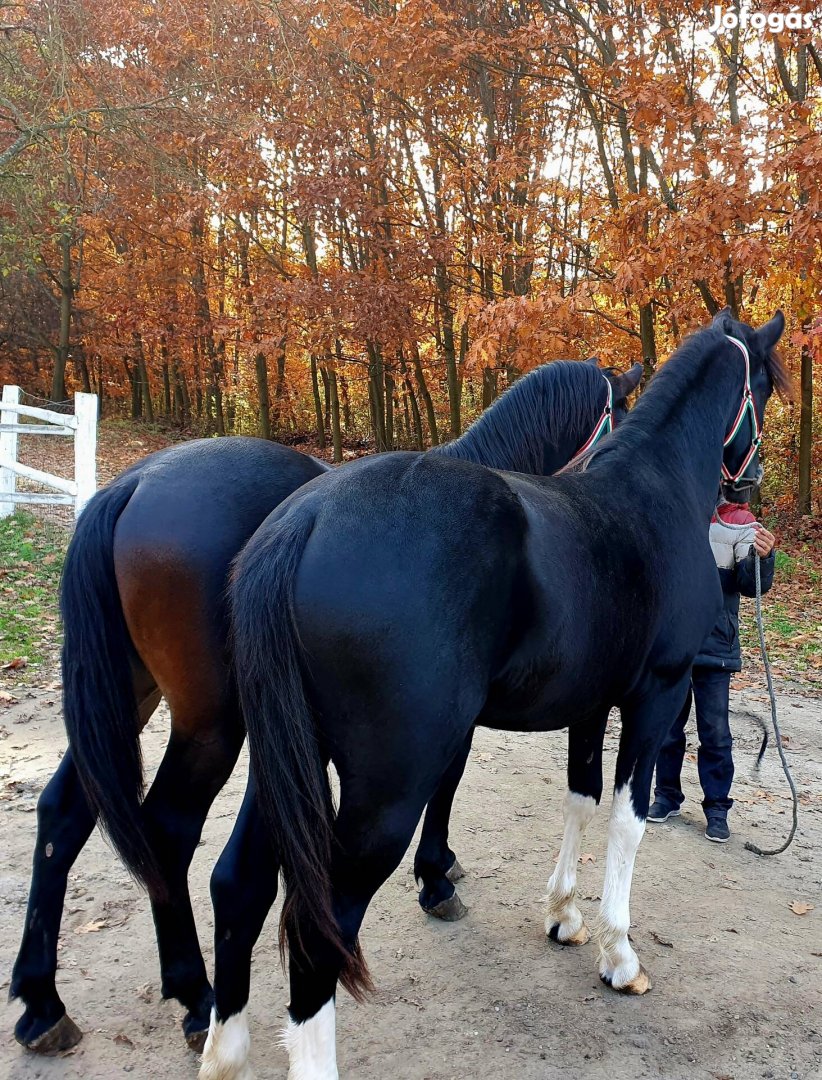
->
[[744, 550, 799, 857]]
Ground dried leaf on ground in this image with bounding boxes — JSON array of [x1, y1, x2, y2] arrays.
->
[[789, 901, 814, 915], [75, 918, 109, 934]]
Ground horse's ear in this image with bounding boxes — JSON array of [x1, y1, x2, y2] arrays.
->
[[712, 306, 734, 333], [585, 355, 600, 366], [757, 310, 785, 352], [612, 362, 643, 400]]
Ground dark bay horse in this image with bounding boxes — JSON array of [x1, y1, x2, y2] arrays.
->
[[10, 358, 640, 1057], [209, 312, 788, 1079]]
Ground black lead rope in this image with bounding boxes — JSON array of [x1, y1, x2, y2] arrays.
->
[[744, 551, 799, 857]]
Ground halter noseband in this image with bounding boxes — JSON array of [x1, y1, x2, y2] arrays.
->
[[722, 335, 763, 484], [570, 374, 613, 463]]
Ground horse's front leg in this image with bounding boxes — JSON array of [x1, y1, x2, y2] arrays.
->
[[595, 679, 690, 994], [544, 712, 608, 946]]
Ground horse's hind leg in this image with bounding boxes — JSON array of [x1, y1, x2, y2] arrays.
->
[[141, 718, 245, 1052], [413, 727, 473, 920], [10, 751, 92, 1053], [545, 711, 608, 946], [200, 776, 279, 1080], [283, 791, 428, 1080], [11, 676, 161, 1054]]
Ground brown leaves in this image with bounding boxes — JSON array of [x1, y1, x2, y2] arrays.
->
[[789, 901, 814, 916], [74, 918, 109, 934]]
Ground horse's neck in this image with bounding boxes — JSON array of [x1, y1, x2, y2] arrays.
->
[[614, 338, 742, 520]]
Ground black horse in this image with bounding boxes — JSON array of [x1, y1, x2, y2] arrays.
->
[[10, 357, 640, 1057], [209, 311, 788, 1079]]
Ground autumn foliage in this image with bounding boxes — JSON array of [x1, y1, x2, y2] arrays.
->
[[0, 0, 819, 509]]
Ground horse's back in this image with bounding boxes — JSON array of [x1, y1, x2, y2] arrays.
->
[[285, 454, 529, 777]]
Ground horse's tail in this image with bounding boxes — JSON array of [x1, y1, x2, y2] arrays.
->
[[61, 471, 164, 898], [231, 507, 372, 1000]]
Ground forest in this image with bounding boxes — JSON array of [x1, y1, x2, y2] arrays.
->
[[0, 0, 818, 511]]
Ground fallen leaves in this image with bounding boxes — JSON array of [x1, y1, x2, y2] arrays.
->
[[1, 656, 28, 671], [650, 930, 674, 948], [75, 918, 109, 934], [789, 901, 814, 916]]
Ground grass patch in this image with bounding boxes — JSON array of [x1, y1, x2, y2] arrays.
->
[[0, 511, 67, 669]]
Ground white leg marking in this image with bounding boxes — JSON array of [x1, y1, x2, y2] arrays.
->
[[544, 791, 597, 943], [199, 1007, 253, 1080], [282, 998, 338, 1080], [595, 784, 648, 990]]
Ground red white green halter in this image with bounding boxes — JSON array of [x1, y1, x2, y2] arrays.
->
[[571, 374, 613, 462], [722, 335, 763, 483]]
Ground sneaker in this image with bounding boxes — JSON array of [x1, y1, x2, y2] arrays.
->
[[705, 814, 730, 843], [647, 800, 681, 823]]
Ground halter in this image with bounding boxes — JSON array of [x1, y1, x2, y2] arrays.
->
[[570, 374, 613, 463], [722, 335, 763, 483]]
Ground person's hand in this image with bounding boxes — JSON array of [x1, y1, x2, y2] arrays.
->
[[753, 524, 776, 557]]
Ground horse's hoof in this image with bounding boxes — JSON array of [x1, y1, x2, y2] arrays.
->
[[601, 965, 652, 995], [547, 921, 590, 946], [424, 891, 468, 921], [184, 1005, 213, 1054], [186, 1027, 209, 1054], [19, 1012, 83, 1055], [446, 857, 466, 884]]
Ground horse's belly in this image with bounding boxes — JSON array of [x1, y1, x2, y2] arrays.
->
[[478, 665, 606, 733]]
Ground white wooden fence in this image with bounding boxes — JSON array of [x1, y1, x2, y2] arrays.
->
[[0, 385, 97, 520]]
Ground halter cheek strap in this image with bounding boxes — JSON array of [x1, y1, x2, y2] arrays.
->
[[571, 375, 613, 462], [722, 335, 763, 483]]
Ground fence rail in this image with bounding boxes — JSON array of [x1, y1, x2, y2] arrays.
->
[[0, 385, 97, 520]]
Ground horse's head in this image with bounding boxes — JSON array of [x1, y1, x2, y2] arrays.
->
[[557, 358, 642, 473], [711, 309, 790, 502], [597, 359, 644, 426]]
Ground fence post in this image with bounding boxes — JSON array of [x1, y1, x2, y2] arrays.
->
[[74, 392, 97, 518], [0, 385, 20, 519]]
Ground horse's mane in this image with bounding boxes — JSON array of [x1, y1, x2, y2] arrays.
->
[[766, 347, 793, 400], [433, 361, 607, 474]]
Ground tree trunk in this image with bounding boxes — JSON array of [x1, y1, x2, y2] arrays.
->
[[74, 345, 91, 393], [639, 303, 658, 380], [384, 369, 395, 449], [367, 342, 387, 450], [338, 368, 352, 432], [321, 366, 331, 430], [798, 342, 813, 514], [310, 354, 326, 450], [328, 368, 343, 463], [482, 367, 498, 408], [52, 229, 72, 401], [402, 364, 424, 450], [411, 344, 438, 445], [256, 351, 271, 439], [134, 334, 154, 423]]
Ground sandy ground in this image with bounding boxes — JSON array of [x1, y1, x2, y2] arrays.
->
[[1, 683, 821, 1080]]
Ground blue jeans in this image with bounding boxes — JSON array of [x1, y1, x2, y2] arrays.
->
[[654, 668, 734, 815]]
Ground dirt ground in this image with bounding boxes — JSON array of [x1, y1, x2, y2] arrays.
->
[[1, 681, 820, 1080]]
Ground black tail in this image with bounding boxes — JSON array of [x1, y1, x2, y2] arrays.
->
[[230, 508, 372, 1000], [61, 471, 164, 897]]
